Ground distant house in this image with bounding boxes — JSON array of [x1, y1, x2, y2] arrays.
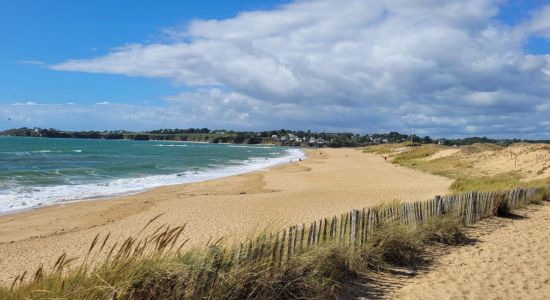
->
[[437, 139, 446, 145], [280, 136, 288, 142], [271, 135, 279, 141]]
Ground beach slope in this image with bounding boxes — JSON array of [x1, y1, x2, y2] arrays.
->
[[0, 148, 451, 284]]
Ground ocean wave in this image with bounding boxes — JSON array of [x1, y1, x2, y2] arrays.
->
[[226, 145, 275, 149], [3, 149, 63, 155], [0, 148, 305, 214], [152, 144, 188, 147]]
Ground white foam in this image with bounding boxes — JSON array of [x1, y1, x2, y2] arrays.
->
[[227, 145, 275, 149], [0, 148, 306, 214], [4, 150, 61, 155], [153, 144, 188, 147]]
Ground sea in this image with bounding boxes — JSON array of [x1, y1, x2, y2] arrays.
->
[[0, 137, 305, 214]]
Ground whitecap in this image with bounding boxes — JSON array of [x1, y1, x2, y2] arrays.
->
[[0, 148, 306, 214]]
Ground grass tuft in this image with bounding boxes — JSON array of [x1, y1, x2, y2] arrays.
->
[[530, 188, 550, 205], [361, 220, 424, 268], [2, 186, 547, 299], [422, 215, 466, 245]]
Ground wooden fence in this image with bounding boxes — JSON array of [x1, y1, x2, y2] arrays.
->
[[206, 186, 549, 269]]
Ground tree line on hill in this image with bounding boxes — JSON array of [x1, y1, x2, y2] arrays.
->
[[0, 127, 547, 147]]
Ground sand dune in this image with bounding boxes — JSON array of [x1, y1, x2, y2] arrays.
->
[[0, 148, 451, 284], [474, 143, 550, 180], [389, 204, 550, 300], [370, 142, 550, 182], [432, 143, 550, 180], [422, 148, 461, 161]]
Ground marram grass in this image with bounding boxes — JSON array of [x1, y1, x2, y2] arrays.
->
[[2, 186, 549, 299]]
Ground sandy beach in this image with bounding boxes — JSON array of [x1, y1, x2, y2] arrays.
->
[[389, 203, 550, 300], [0, 148, 450, 284]]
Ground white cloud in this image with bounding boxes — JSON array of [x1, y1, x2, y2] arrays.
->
[[12, 101, 38, 106], [17, 60, 46, 66], [46, 0, 550, 137], [524, 5, 550, 38]]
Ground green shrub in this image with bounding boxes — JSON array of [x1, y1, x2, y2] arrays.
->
[[530, 189, 550, 205], [362, 222, 425, 268], [422, 215, 466, 245]]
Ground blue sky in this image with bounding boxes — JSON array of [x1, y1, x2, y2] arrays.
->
[[1, 0, 550, 138], [0, 0, 290, 105]]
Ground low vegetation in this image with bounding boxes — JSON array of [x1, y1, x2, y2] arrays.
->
[[4, 185, 548, 299], [0, 218, 464, 300], [365, 143, 550, 193], [449, 172, 523, 193]]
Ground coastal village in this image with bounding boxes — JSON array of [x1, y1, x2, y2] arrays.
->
[[2, 127, 541, 149]]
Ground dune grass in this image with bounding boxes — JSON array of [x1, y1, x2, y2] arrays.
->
[[1, 206, 470, 300], [3, 185, 549, 299], [449, 172, 523, 193], [364, 143, 550, 194], [3, 144, 549, 300], [391, 144, 445, 163], [362, 142, 410, 155]]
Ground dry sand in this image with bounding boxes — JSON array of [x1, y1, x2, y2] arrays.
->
[[422, 148, 461, 161], [389, 203, 550, 300], [0, 148, 451, 284], [419, 143, 550, 180], [474, 143, 550, 180]]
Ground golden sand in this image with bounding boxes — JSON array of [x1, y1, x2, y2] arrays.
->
[[0, 148, 451, 284], [390, 203, 550, 300]]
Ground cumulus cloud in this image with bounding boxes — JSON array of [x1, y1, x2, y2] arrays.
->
[[47, 0, 550, 137]]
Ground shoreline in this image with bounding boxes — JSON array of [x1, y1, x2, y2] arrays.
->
[[0, 148, 451, 284], [0, 144, 305, 215]]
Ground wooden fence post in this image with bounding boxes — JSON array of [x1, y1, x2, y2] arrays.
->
[[323, 218, 328, 242], [299, 224, 305, 251], [271, 234, 279, 265], [350, 210, 356, 254], [278, 229, 286, 266], [287, 227, 293, 261]]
